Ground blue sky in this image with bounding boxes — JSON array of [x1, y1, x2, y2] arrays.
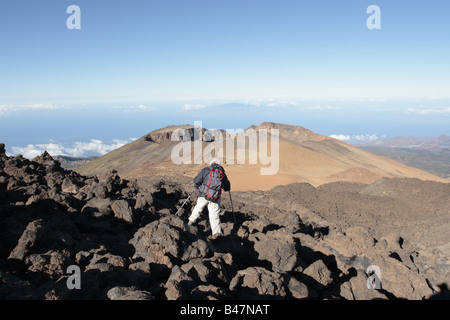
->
[[1, 1, 449, 157]]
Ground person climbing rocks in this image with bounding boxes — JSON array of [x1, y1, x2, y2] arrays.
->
[[188, 158, 231, 239]]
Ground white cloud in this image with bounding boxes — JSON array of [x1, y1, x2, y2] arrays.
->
[[11, 143, 66, 159], [330, 134, 379, 142], [64, 139, 130, 157], [243, 98, 297, 108], [183, 104, 206, 111], [0, 103, 67, 116], [113, 104, 159, 112], [266, 100, 297, 107], [329, 134, 351, 141], [300, 105, 343, 111], [10, 138, 135, 159], [243, 98, 265, 107], [25, 103, 62, 110], [0, 104, 13, 116], [352, 134, 379, 142], [136, 104, 159, 112], [405, 107, 450, 115]]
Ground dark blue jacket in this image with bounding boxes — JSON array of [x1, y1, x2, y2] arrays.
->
[[194, 163, 231, 200]]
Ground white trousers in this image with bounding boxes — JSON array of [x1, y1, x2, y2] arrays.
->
[[188, 197, 222, 236]]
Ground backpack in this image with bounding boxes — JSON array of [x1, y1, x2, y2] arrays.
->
[[201, 167, 224, 201]]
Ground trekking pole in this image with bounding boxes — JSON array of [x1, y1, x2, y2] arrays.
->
[[228, 191, 236, 223], [176, 187, 197, 216]]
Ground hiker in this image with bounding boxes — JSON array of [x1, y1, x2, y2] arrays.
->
[[188, 158, 231, 238]]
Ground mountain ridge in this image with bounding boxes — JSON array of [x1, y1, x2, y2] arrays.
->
[[76, 123, 449, 190]]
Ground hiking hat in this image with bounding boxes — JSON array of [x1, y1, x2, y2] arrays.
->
[[209, 157, 220, 165]]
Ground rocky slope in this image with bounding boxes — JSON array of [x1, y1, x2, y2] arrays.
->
[[0, 143, 448, 300]]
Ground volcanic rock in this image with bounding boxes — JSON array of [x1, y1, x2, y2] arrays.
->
[[0, 145, 448, 301], [107, 286, 154, 300], [229, 266, 287, 299]]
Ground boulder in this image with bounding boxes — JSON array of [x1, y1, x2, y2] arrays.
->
[[123, 261, 152, 289], [32, 280, 72, 300], [131, 220, 183, 261], [8, 219, 74, 261], [134, 192, 154, 210], [81, 198, 112, 218], [32, 151, 64, 173], [0, 269, 35, 299], [164, 265, 196, 300], [181, 239, 211, 261], [129, 219, 190, 278], [191, 285, 227, 300], [107, 286, 154, 300], [302, 259, 333, 289], [92, 183, 108, 198], [180, 259, 211, 284], [25, 249, 74, 285], [229, 266, 287, 300], [111, 199, 134, 224], [61, 177, 79, 194], [251, 230, 298, 272], [84, 252, 129, 288], [286, 276, 316, 299], [341, 269, 388, 300]]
